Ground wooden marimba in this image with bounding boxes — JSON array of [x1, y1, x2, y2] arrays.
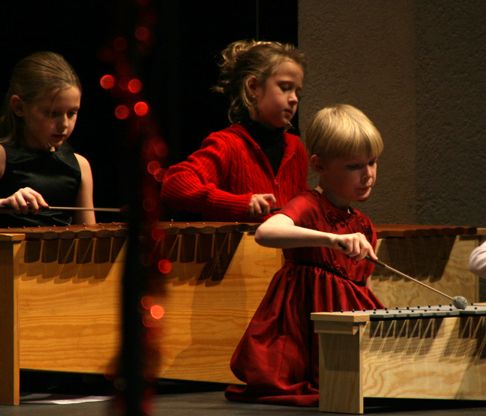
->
[[312, 305, 486, 414], [0, 221, 279, 405], [0, 224, 126, 405]]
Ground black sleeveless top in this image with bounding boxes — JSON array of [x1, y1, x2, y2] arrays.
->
[[0, 142, 81, 227]]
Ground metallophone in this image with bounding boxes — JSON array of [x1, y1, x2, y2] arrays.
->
[[312, 304, 486, 414], [0, 222, 482, 405], [313, 224, 484, 414]]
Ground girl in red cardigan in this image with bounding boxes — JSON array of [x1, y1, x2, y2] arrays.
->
[[161, 40, 308, 222]]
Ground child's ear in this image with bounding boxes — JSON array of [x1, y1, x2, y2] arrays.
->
[[310, 154, 325, 172], [245, 75, 258, 97], [10, 95, 24, 117]]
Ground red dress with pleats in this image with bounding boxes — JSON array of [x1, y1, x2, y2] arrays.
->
[[225, 190, 384, 406]]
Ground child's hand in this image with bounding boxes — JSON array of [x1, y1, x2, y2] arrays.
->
[[0, 187, 49, 214], [248, 193, 277, 217], [334, 233, 377, 261]]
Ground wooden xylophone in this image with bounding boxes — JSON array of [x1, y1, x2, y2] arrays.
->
[[0, 223, 127, 405], [312, 304, 486, 414], [0, 221, 279, 405]]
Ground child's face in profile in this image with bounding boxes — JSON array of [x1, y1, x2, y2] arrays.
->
[[12, 86, 81, 151], [317, 153, 378, 208], [249, 60, 303, 129]]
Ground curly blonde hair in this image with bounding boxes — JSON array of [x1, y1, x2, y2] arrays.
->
[[213, 40, 305, 123]]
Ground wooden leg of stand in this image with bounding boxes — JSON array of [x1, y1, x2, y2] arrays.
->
[[315, 320, 364, 414], [0, 240, 19, 405]]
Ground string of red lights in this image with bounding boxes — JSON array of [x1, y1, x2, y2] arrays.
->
[[97, 1, 170, 415]]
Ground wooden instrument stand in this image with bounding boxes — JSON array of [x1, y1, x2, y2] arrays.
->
[[312, 306, 486, 414]]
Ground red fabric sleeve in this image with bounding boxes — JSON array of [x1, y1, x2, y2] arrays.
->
[[161, 134, 253, 220]]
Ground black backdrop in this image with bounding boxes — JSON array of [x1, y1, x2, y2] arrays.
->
[[0, 0, 297, 222]]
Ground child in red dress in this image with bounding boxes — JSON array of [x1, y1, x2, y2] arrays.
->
[[161, 40, 308, 221], [225, 104, 385, 406]]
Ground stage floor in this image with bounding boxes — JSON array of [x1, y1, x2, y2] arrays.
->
[[2, 373, 486, 415]]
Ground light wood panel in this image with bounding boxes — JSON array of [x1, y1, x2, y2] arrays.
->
[[159, 232, 281, 382], [17, 238, 123, 373], [370, 234, 479, 307]]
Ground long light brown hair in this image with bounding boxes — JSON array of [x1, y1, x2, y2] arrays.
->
[[0, 51, 81, 144]]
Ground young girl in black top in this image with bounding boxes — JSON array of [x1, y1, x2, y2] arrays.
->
[[0, 51, 95, 226]]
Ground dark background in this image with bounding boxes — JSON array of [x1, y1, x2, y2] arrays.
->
[[0, 0, 297, 222]]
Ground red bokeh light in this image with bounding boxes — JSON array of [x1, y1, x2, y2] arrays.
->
[[147, 160, 160, 175], [157, 259, 173, 274], [128, 78, 143, 94], [99, 74, 116, 90], [150, 304, 165, 320], [114, 104, 130, 120], [135, 26, 151, 42], [134, 101, 150, 116]]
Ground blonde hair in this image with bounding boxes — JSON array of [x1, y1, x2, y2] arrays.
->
[[0, 51, 81, 144], [213, 39, 305, 123], [305, 104, 383, 161]]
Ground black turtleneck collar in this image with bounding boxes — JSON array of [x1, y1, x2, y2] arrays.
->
[[241, 119, 285, 176]]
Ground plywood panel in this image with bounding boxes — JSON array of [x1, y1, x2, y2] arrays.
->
[[159, 233, 281, 382]]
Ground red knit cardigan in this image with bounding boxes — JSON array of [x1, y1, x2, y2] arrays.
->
[[161, 123, 308, 222]]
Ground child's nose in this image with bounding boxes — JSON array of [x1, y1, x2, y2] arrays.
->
[[57, 115, 68, 130], [362, 166, 374, 182]]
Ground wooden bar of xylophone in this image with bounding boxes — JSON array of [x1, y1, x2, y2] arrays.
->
[[312, 305, 486, 414]]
